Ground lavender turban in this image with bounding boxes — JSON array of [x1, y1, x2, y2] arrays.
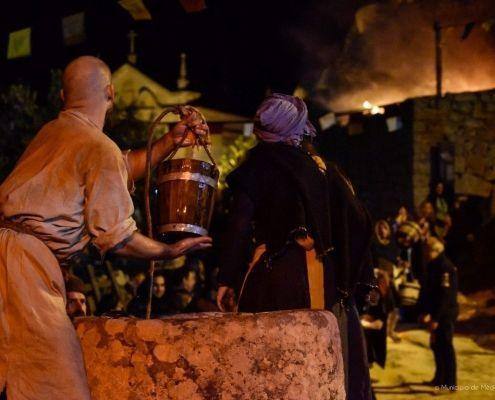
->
[[253, 93, 316, 147]]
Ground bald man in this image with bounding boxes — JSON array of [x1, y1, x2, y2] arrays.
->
[[0, 56, 211, 400]]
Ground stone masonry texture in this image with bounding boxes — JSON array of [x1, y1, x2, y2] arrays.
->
[[75, 310, 345, 400], [412, 90, 495, 207]]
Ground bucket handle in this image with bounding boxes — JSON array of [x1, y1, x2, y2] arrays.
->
[[163, 107, 216, 167]]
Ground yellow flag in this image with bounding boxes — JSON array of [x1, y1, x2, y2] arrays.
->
[[118, 0, 151, 20], [7, 27, 31, 59]]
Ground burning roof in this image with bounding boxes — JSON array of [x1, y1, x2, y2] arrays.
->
[[314, 0, 495, 112]]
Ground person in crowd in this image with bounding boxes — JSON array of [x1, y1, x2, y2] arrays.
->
[[169, 268, 199, 313], [396, 221, 426, 285], [127, 271, 172, 318], [371, 220, 401, 342], [445, 195, 479, 268], [395, 221, 425, 321], [418, 237, 458, 390], [371, 220, 399, 275], [360, 269, 389, 371], [216, 93, 375, 400], [427, 182, 452, 240], [66, 275, 88, 321], [167, 259, 218, 313], [126, 271, 146, 297], [0, 56, 212, 400], [417, 200, 437, 238], [390, 206, 409, 234]]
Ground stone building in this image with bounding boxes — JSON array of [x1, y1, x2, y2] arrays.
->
[[412, 90, 495, 209], [318, 88, 495, 221]]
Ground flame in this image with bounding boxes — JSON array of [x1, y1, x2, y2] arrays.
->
[[362, 101, 385, 115]]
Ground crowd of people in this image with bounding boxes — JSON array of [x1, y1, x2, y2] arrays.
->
[[64, 254, 219, 321], [59, 180, 462, 397], [362, 181, 459, 393]]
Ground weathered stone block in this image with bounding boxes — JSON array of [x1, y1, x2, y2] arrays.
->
[[456, 173, 493, 198], [455, 156, 466, 174], [484, 166, 495, 182], [466, 155, 487, 177], [481, 93, 495, 102], [76, 311, 345, 400], [452, 93, 478, 102]]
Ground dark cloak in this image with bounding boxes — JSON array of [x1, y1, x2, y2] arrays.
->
[[218, 142, 374, 400]]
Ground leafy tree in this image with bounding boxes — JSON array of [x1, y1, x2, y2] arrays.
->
[[0, 70, 63, 182]]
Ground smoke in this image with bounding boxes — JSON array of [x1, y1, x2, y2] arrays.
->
[[313, 1, 495, 112]]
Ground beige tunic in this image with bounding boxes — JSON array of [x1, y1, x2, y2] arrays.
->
[[0, 110, 137, 399]]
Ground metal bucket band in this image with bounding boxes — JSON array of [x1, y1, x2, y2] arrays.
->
[[157, 172, 218, 189], [157, 223, 208, 236]]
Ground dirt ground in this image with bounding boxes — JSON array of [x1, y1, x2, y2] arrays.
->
[[371, 290, 495, 400], [371, 330, 495, 399]]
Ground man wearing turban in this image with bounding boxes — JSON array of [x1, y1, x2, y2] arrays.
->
[[217, 93, 375, 400]]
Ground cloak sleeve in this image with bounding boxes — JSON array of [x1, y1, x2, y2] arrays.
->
[[84, 142, 137, 256], [217, 190, 254, 288]]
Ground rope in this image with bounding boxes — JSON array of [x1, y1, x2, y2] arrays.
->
[[144, 105, 213, 319]]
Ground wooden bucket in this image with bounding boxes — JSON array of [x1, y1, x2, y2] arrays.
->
[[155, 158, 219, 241]]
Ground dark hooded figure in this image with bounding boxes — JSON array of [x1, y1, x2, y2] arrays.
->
[[216, 93, 375, 400]]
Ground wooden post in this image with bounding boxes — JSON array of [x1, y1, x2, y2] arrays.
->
[[434, 20, 443, 105]]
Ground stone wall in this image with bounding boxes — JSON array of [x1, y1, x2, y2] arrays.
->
[[75, 310, 345, 400], [412, 90, 495, 207]]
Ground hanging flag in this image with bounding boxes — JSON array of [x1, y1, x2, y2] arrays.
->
[[386, 116, 403, 133], [482, 19, 494, 32], [460, 22, 475, 40], [7, 27, 31, 59], [119, 0, 151, 20], [355, 4, 380, 33], [319, 112, 336, 131], [180, 0, 206, 13], [62, 12, 86, 46]]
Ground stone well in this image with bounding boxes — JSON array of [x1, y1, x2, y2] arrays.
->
[[75, 310, 345, 400]]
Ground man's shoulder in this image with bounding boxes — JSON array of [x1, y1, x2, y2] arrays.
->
[[54, 111, 121, 152]]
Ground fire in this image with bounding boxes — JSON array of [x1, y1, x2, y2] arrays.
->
[[362, 101, 385, 115], [313, 1, 495, 113]]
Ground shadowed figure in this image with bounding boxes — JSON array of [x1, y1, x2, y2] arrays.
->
[[217, 94, 375, 400]]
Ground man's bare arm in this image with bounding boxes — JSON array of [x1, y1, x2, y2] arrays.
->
[[113, 231, 212, 260], [126, 135, 175, 182]]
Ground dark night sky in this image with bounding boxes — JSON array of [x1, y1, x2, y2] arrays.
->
[[0, 0, 361, 115]]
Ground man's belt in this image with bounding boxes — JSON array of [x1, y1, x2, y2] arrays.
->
[[0, 219, 38, 236]]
